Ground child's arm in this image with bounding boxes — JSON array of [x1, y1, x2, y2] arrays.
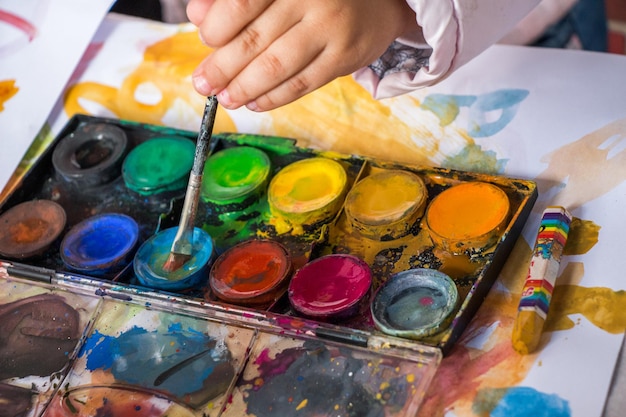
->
[[187, 0, 541, 111], [354, 0, 541, 99]]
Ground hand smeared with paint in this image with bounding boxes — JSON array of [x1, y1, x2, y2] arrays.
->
[[186, 0, 417, 111]]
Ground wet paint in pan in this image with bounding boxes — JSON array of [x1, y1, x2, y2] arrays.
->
[[0, 200, 66, 259], [345, 169, 428, 240], [134, 226, 214, 291], [424, 181, 510, 253], [60, 213, 139, 275], [201, 146, 271, 207], [268, 157, 347, 234], [371, 268, 458, 339], [122, 136, 195, 196], [52, 122, 129, 187], [288, 254, 372, 321], [209, 239, 291, 306]]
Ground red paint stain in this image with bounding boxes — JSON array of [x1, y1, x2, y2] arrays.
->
[[0, 10, 37, 41]]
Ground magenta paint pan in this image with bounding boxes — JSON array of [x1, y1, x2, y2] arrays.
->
[[52, 122, 129, 187], [288, 254, 372, 321], [0, 200, 66, 259], [60, 213, 139, 276]]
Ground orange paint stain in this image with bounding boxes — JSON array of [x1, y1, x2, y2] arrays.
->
[[64, 30, 235, 132], [0, 79, 19, 111]]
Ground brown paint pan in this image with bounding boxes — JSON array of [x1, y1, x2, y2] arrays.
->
[[0, 200, 67, 259]]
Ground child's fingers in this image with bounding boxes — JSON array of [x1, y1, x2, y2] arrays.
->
[[195, 3, 303, 97], [186, 0, 214, 27], [245, 50, 346, 111], [196, 0, 275, 47], [213, 22, 326, 109]]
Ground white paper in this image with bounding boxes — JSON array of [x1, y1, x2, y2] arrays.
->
[[0, 0, 114, 193]]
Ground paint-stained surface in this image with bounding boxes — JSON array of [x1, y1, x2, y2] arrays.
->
[[4, 15, 626, 417]]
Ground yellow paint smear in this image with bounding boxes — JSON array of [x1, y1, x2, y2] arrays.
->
[[564, 217, 601, 255], [425, 182, 509, 251], [346, 170, 427, 225], [63, 30, 236, 133], [545, 285, 626, 334]]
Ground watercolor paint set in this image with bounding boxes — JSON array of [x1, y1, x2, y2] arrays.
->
[[0, 114, 537, 417]]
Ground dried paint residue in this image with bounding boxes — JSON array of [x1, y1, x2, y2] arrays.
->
[[237, 339, 424, 417], [81, 325, 235, 407]]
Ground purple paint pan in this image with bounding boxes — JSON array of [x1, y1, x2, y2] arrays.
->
[[288, 254, 372, 321]]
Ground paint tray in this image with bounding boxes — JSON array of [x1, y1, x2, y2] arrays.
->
[[0, 114, 538, 417]]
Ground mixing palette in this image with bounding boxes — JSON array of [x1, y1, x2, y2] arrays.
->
[[0, 114, 537, 417]]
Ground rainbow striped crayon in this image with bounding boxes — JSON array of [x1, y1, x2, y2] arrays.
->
[[512, 206, 572, 355]]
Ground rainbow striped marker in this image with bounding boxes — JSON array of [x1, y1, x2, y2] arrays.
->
[[512, 206, 572, 355]]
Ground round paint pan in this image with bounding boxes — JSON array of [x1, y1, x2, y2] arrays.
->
[[209, 239, 292, 306], [134, 226, 214, 291], [288, 254, 372, 321], [201, 146, 271, 207], [51, 385, 196, 417], [268, 157, 347, 232], [0, 200, 66, 259], [52, 122, 129, 187], [122, 136, 195, 196], [60, 213, 139, 275], [371, 268, 458, 339], [424, 181, 510, 253], [345, 169, 428, 240]]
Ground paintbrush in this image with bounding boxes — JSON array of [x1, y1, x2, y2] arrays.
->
[[162, 95, 218, 273]]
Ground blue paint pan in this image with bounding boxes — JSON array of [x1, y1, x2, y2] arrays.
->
[[371, 268, 459, 339], [60, 213, 139, 275], [134, 226, 214, 291]]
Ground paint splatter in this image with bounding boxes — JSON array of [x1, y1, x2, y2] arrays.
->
[[473, 386, 570, 417], [546, 284, 626, 334], [535, 118, 626, 210], [421, 90, 529, 137], [0, 79, 19, 112], [81, 324, 235, 407], [442, 143, 507, 175]]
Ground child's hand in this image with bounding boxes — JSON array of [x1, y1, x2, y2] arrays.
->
[[187, 0, 416, 111]]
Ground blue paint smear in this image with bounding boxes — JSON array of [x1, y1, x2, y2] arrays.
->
[[80, 324, 234, 401], [421, 89, 529, 138], [491, 386, 571, 417]]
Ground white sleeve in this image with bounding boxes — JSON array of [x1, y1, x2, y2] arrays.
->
[[353, 0, 541, 99]]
